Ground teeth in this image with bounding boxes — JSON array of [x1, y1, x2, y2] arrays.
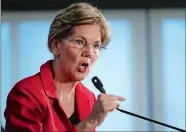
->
[[80, 59, 90, 69], [80, 65, 86, 69]]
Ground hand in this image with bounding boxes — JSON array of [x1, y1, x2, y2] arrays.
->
[[87, 93, 125, 126]]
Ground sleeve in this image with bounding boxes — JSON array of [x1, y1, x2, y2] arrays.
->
[[70, 92, 97, 132], [92, 92, 96, 105], [4, 83, 45, 132], [89, 92, 96, 132], [92, 92, 96, 132], [69, 126, 78, 132]]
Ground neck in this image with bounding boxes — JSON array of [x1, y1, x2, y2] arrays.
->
[[52, 59, 78, 98], [54, 80, 77, 93], [54, 80, 77, 100]]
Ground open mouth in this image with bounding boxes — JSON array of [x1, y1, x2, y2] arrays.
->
[[78, 62, 89, 73], [80, 63, 89, 69]]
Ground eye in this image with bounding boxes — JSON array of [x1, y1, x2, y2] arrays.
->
[[75, 39, 84, 45], [93, 43, 101, 49]]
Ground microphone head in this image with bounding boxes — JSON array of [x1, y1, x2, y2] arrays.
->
[[92, 76, 106, 94]]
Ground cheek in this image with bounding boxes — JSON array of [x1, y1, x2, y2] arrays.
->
[[60, 47, 81, 65], [91, 55, 99, 65]]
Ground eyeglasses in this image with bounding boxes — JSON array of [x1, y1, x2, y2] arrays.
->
[[66, 37, 105, 52]]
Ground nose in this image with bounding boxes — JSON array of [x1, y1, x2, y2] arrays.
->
[[82, 44, 94, 58]]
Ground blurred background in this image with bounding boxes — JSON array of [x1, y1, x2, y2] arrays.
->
[[1, 0, 186, 131]]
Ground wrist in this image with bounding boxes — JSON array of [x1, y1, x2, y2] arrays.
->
[[76, 117, 97, 131]]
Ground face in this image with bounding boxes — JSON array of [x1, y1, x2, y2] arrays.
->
[[55, 24, 102, 82]]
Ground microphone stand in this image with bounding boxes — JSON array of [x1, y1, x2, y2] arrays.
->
[[91, 76, 185, 132], [116, 108, 185, 132]]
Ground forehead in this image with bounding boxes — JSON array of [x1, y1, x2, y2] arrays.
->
[[70, 24, 101, 41]]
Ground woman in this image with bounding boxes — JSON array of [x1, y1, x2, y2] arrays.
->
[[4, 2, 125, 132]]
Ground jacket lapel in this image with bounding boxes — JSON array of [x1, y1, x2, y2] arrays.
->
[[40, 60, 94, 124], [75, 82, 93, 121]]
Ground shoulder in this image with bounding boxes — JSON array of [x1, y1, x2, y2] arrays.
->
[[11, 73, 44, 95], [4, 74, 46, 131], [7, 73, 46, 109], [14, 73, 42, 89]]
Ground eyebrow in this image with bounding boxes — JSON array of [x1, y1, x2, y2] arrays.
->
[[75, 36, 101, 43]]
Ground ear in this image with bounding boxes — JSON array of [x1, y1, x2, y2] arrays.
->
[[50, 39, 60, 56]]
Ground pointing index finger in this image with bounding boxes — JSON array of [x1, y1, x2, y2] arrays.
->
[[115, 96, 126, 101]]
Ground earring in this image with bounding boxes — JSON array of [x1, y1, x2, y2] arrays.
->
[[55, 51, 59, 56]]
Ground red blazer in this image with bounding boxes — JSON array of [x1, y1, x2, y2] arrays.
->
[[4, 60, 96, 132]]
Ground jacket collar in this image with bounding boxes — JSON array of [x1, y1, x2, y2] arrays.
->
[[40, 60, 57, 99], [39, 60, 94, 120]]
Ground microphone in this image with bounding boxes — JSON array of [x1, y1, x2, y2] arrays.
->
[[91, 76, 185, 132]]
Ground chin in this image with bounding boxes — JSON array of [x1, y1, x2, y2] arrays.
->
[[71, 72, 89, 82]]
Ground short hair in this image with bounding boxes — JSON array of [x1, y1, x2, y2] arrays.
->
[[47, 2, 110, 52]]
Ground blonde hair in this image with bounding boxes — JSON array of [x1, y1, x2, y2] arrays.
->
[[48, 2, 110, 52]]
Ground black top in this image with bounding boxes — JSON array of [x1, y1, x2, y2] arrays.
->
[[69, 103, 80, 125]]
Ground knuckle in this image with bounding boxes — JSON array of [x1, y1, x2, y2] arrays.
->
[[108, 95, 116, 100], [112, 96, 117, 100], [98, 94, 105, 102]]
